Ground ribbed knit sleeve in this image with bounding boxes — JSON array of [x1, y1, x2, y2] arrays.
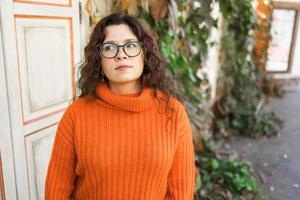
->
[[45, 106, 77, 200], [166, 105, 195, 200]]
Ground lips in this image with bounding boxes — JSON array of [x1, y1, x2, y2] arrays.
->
[[115, 65, 131, 70]]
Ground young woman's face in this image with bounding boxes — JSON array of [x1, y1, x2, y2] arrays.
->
[[100, 24, 144, 86]]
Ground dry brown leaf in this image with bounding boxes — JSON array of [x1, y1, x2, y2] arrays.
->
[[128, 0, 139, 16], [193, 131, 204, 153], [140, 0, 150, 12], [150, 0, 168, 21], [258, 171, 266, 183], [267, 170, 275, 177], [121, 0, 130, 10]]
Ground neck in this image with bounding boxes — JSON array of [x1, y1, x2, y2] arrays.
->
[[108, 81, 142, 95], [96, 81, 155, 112]]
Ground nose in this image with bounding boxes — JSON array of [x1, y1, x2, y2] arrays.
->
[[115, 46, 127, 61]]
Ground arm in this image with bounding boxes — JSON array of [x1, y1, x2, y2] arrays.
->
[[45, 107, 77, 199], [166, 106, 196, 200]]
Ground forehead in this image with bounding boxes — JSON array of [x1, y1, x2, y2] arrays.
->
[[103, 24, 138, 43]]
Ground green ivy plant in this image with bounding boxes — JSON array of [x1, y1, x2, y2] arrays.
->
[[195, 153, 265, 200], [215, 0, 281, 138], [139, 2, 215, 100]]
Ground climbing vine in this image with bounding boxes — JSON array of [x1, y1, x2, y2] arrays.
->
[[214, 0, 281, 138]]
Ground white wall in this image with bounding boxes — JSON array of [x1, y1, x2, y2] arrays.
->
[[204, 1, 222, 99]]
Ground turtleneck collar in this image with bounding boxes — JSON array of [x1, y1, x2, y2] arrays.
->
[[96, 82, 156, 112]]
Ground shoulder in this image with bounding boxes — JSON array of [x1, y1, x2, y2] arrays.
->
[[155, 89, 188, 119], [170, 97, 186, 113], [170, 98, 192, 139], [171, 97, 189, 123], [62, 96, 98, 118], [162, 96, 192, 140]]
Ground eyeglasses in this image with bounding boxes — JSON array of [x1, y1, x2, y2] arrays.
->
[[100, 41, 143, 59]]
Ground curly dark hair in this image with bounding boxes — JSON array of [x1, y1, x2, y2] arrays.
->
[[75, 13, 183, 111]]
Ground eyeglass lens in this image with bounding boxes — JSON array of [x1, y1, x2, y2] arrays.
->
[[101, 41, 142, 58]]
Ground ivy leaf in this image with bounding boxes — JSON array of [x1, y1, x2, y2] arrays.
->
[[195, 175, 202, 191]]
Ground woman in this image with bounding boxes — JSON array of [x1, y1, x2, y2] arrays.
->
[[45, 13, 195, 200]]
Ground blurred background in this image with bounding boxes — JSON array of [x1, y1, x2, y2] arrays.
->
[[0, 0, 299, 199]]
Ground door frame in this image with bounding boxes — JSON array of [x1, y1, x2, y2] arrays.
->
[[0, 1, 18, 198]]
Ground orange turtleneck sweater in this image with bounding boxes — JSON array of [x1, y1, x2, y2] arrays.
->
[[45, 82, 195, 200]]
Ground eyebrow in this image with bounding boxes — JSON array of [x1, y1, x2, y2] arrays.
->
[[103, 39, 138, 44]]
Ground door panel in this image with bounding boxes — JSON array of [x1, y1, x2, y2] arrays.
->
[[25, 126, 56, 200], [13, 0, 72, 7], [15, 16, 74, 124]]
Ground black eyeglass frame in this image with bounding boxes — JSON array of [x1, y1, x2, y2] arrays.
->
[[100, 41, 144, 59]]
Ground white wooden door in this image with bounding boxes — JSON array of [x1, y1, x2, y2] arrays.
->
[[0, 0, 80, 199]]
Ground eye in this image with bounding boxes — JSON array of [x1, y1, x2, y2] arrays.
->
[[125, 42, 138, 49], [102, 43, 117, 51]]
